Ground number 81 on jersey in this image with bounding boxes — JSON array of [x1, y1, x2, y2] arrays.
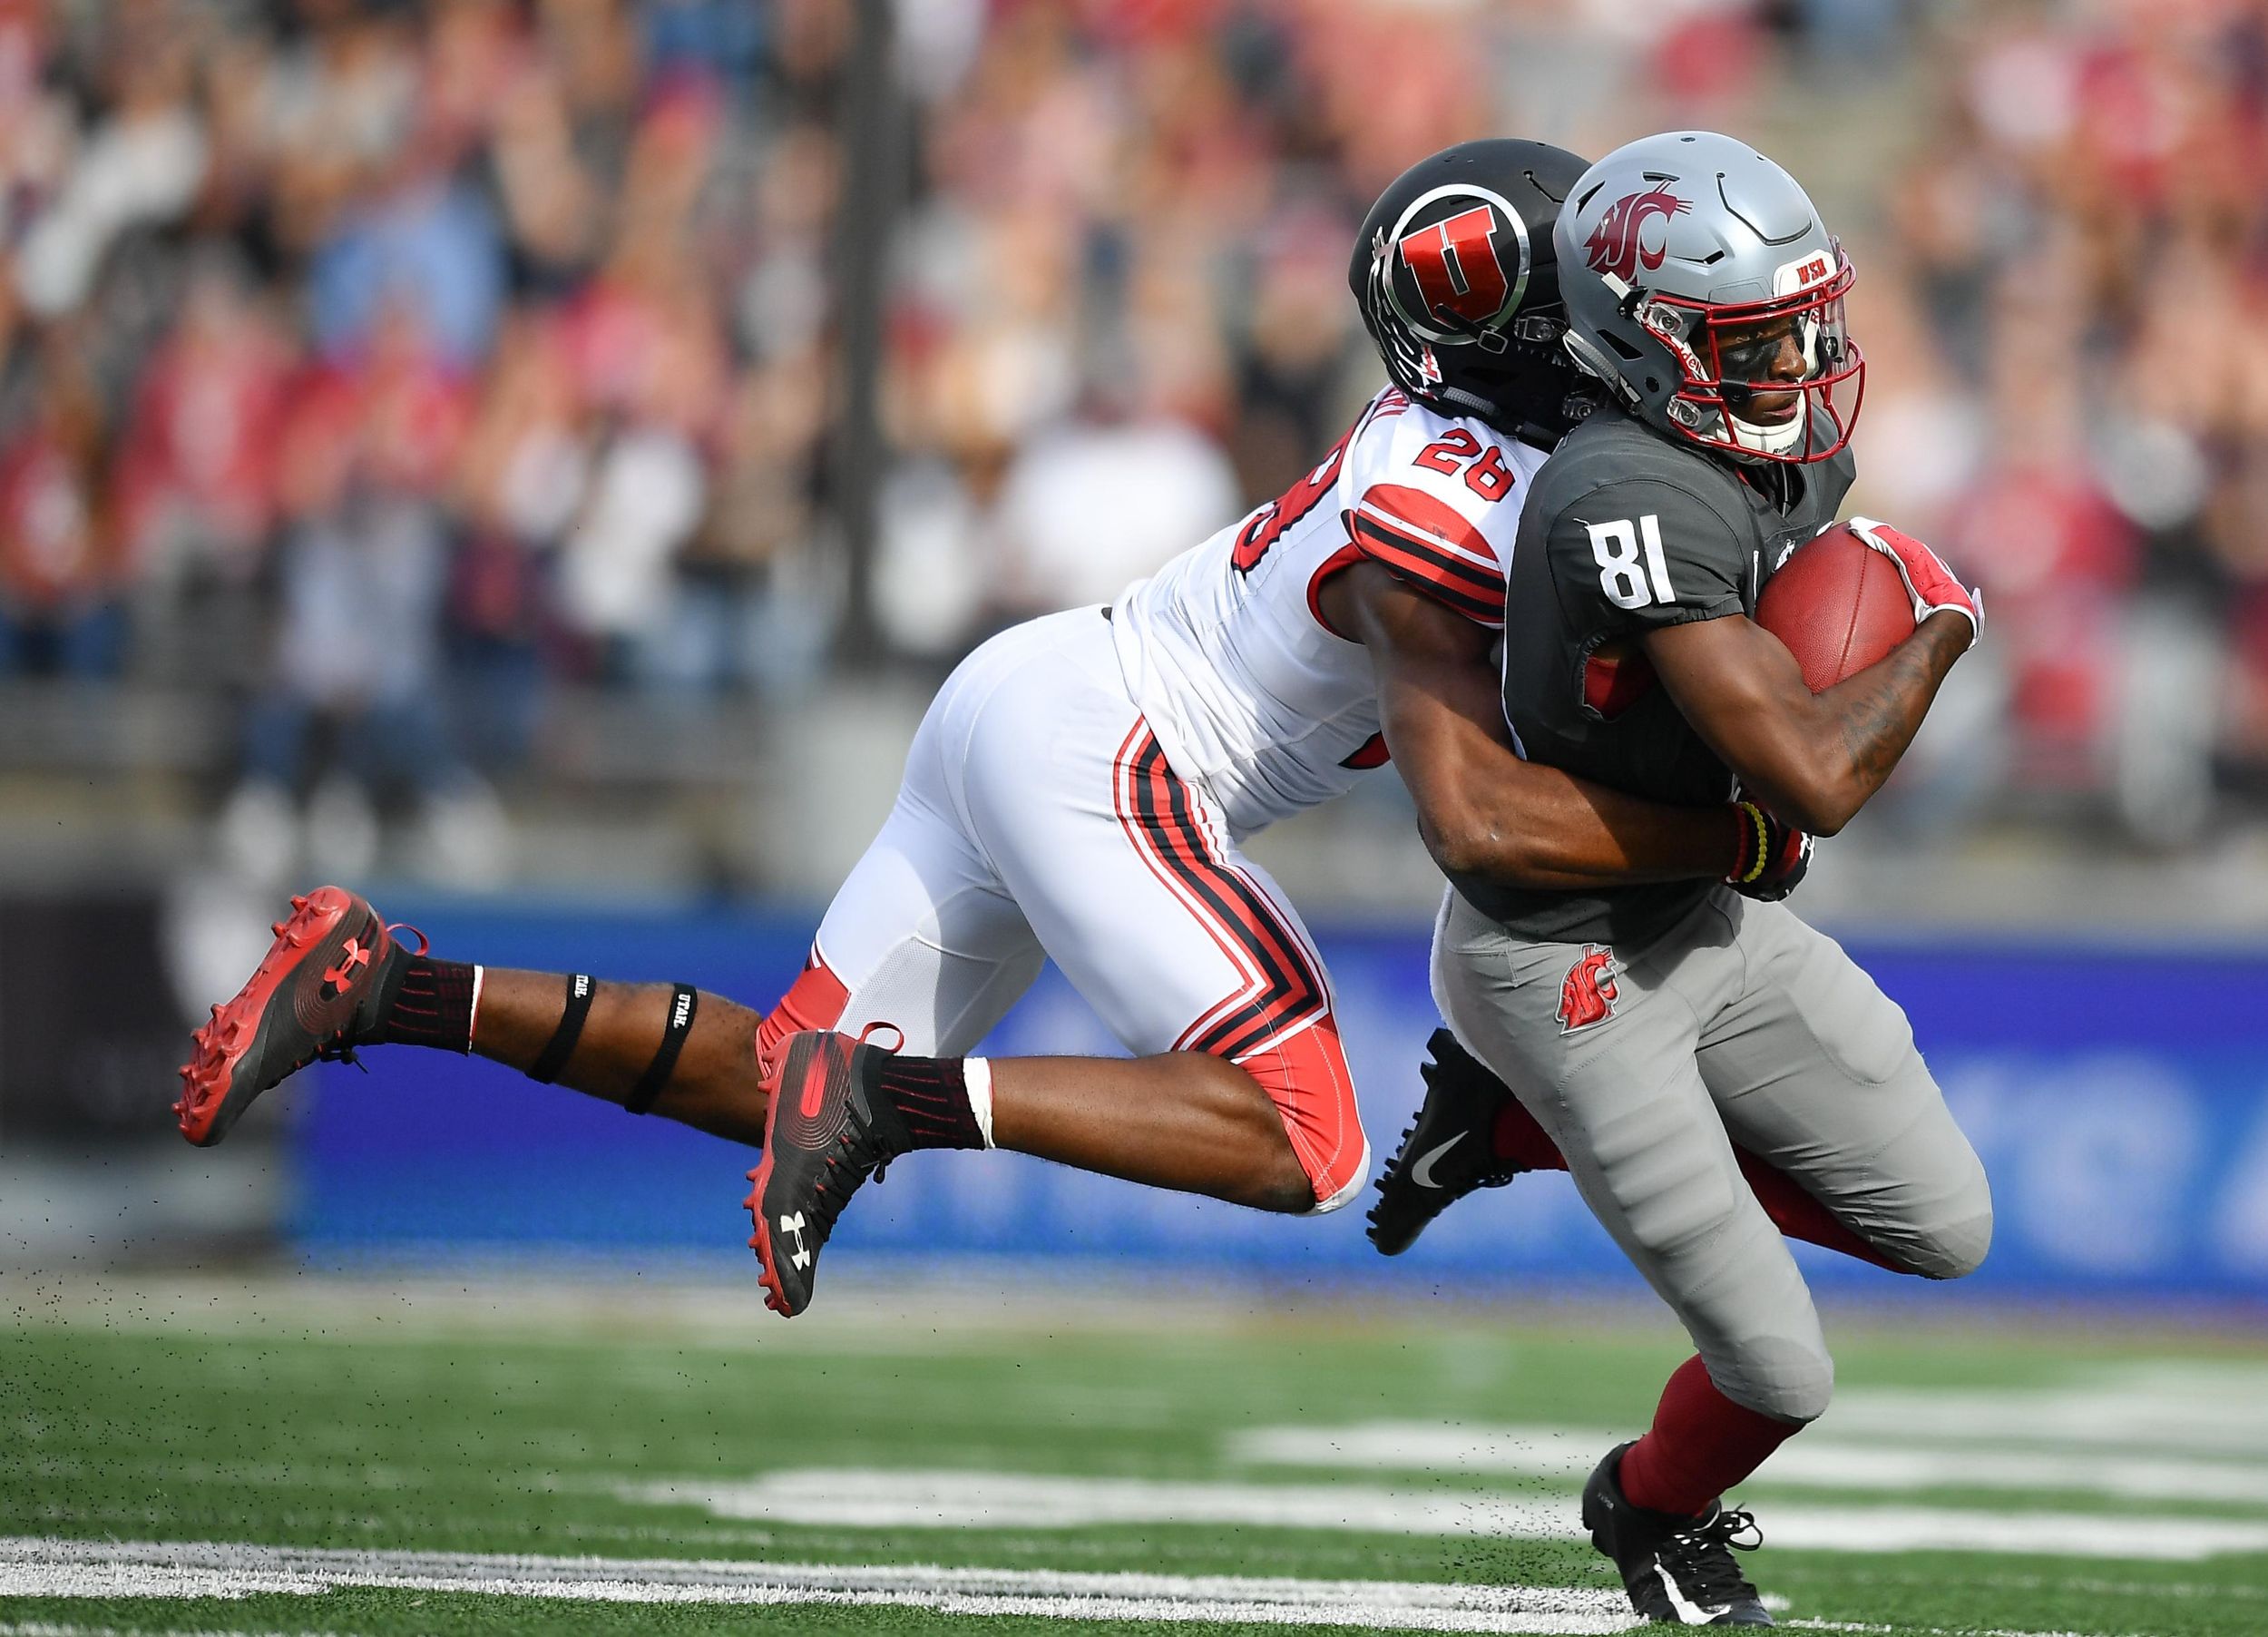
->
[[1588, 515, 1678, 610]]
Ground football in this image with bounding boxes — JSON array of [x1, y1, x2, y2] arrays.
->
[[1754, 521, 1918, 693]]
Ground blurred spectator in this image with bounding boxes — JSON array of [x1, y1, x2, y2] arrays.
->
[[112, 252, 295, 588], [308, 163, 504, 368], [0, 337, 118, 675], [991, 376, 1242, 621], [450, 307, 584, 764], [15, 8, 204, 317]]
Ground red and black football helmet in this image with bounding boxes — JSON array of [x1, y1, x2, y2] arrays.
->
[[1351, 139, 1596, 447]]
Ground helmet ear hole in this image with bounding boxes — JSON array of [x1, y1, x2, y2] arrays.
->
[[1562, 331, 1617, 383], [1601, 329, 1645, 362]]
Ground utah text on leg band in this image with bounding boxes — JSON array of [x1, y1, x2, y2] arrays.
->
[[625, 984, 699, 1115], [529, 974, 595, 1084]]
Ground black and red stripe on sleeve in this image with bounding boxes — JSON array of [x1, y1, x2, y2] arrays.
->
[[1346, 484, 1507, 626]]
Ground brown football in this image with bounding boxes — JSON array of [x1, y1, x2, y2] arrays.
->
[[1754, 521, 1916, 693]]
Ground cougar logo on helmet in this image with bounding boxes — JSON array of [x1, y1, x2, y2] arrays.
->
[[1555, 945, 1624, 1034], [1583, 183, 1689, 283]]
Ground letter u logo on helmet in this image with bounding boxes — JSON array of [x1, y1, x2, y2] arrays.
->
[[1389, 192, 1528, 338], [1347, 140, 1593, 439]]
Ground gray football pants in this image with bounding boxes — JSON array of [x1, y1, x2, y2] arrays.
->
[[1432, 886, 1991, 1424]]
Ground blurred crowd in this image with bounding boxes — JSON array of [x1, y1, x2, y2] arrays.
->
[[2, 0, 2266, 877], [2, 0, 845, 873], [1866, 0, 2268, 844]]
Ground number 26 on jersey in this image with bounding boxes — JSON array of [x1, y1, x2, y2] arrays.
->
[[1588, 515, 1677, 610]]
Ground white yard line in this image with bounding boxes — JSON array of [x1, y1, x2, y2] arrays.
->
[[0, 1537, 1645, 1633], [623, 1468, 2268, 1561], [0, 1542, 2161, 1637], [1228, 1420, 2268, 1505], [1824, 1381, 2268, 1456], [0, 1544, 2168, 1637]]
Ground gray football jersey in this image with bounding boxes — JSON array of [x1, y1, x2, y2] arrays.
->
[[1451, 407, 1855, 944]]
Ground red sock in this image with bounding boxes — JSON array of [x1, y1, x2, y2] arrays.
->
[[1490, 1095, 1567, 1172], [379, 956, 476, 1053], [1732, 1151, 1902, 1273], [1617, 1355, 1803, 1517], [1492, 1099, 1904, 1274], [873, 1054, 985, 1150]]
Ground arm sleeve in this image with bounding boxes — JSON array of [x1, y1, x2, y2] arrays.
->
[[1346, 482, 1509, 627], [1546, 477, 1748, 637]]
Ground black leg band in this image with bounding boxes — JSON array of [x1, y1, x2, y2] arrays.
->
[[625, 984, 699, 1115], [529, 974, 595, 1084]]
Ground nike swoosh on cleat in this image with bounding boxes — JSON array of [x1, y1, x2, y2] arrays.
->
[[1408, 1133, 1465, 1189], [1654, 1563, 1731, 1625]]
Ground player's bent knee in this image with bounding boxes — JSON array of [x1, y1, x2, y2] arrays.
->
[[1234, 1017, 1369, 1216], [1903, 1200, 1993, 1281], [1709, 1335, 1834, 1426], [1875, 1153, 1994, 1280]]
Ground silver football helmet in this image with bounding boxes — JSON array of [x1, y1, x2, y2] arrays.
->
[[1553, 131, 1863, 465]]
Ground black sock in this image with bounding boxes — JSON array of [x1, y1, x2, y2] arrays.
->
[[380, 956, 478, 1054], [873, 1054, 984, 1151]]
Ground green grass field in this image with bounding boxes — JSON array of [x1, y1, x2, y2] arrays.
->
[[4, 1272, 2266, 1635]]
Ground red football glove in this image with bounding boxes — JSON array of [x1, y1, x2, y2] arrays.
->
[[1726, 799, 1813, 902], [1847, 516, 1983, 648]]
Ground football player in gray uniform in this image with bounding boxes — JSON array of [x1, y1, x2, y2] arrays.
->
[[1375, 132, 1990, 1627]]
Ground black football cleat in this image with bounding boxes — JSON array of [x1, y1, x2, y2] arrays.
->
[[1581, 1441, 1772, 1627], [176, 887, 418, 1146], [1365, 1027, 1527, 1255], [745, 1030, 912, 1318]]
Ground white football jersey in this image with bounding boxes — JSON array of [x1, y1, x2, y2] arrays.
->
[[1110, 387, 1548, 836]]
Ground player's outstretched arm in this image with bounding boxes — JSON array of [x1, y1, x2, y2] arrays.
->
[[1327, 563, 1771, 891], [1643, 606, 1970, 837]]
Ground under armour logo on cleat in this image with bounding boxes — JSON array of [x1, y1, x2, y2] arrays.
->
[[321, 939, 373, 996], [779, 1211, 813, 1270]]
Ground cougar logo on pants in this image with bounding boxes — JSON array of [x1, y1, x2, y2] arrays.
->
[[1556, 945, 1623, 1034]]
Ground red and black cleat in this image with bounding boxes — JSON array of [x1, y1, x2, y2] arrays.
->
[[744, 1030, 911, 1318], [175, 887, 419, 1147]]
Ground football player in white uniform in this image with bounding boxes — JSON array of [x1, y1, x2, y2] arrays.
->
[[177, 142, 1813, 1316]]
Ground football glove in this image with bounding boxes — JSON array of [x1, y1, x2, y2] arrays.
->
[[1726, 799, 1813, 901], [1848, 515, 1983, 649]]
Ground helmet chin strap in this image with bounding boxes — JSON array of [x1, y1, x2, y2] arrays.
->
[[1426, 385, 1542, 450], [1725, 395, 1809, 459], [1433, 384, 1503, 419]]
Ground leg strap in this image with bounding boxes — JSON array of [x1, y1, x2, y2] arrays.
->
[[626, 985, 699, 1115], [529, 974, 595, 1084]]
